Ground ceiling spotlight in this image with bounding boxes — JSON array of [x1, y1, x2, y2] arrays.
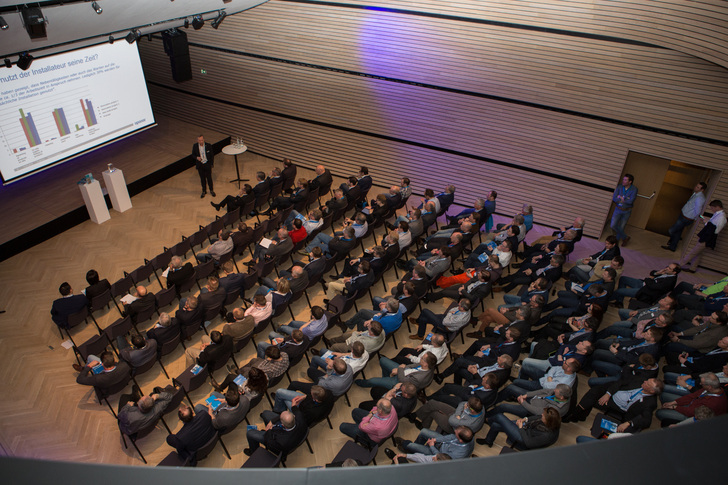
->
[[125, 29, 141, 44], [183, 18, 189, 29], [0, 16, 8, 31], [211, 11, 227, 30], [192, 15, 204, 30], [91, 2, 103, 14], [4, 58, 11, 68], [108, 35, 114, 44], [17, 52, 34, 71]]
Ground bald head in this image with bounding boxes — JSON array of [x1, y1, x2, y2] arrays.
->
[[136, 286, 147, 297]]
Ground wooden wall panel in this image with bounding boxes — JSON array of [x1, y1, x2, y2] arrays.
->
[[140, 0, 728, 272], [323, 0, 728, 68]]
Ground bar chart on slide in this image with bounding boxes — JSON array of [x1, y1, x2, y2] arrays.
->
[[2, 86, 98, 153], [0, 41, 156, 183]]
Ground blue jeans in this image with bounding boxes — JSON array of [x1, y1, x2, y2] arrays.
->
[[304, 232, 333, 254], [356, 357, 399, 388], [667, 215, 694, 250], [613, 276, 643, 304], [520, 357, 550, 379], [277, 320, 306, 336], [610, 208, 631, 241], [484, 413, 522, 445], [346, 309, 376, 330], [403, 428, 442, 455], [272, 388, 305, 413], [502, 294, 523, 306]]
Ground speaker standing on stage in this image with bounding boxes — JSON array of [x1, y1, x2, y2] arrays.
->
[[192, 134, 215, 198]]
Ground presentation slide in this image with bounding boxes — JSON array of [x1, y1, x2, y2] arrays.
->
[[0, 42, 156, 183]]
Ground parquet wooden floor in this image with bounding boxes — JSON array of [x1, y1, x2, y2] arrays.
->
[[0, 142, 720, 468]]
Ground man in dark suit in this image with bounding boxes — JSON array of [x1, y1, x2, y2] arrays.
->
[[51, 282, 88, 330], [198, 276, 226, 318], [309, 165, 333, 193], [186, 330, 234, 368], [175, 295, 203, 333], [244, 407, 308, 456], [250, 228, 294, 265], [322, 188, 348, 216], [166, 256, 194, 292], [83, 269, 110, 303], [252, 171, 270, 198], [192, 134, 215, 198], [218, 260, 246, 295], [123, 285, 156, 323], [166, 404, 217, 463], [146, 312, 180, 348], [567, 377, 664, 432], [74, 350, 130, 390], [281, 158, 297, 190], [118, 334, 158, 369]]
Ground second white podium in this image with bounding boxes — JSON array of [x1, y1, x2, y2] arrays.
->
[[102, 168, 132, 213]]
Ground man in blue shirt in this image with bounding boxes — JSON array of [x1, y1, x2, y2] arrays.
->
[[663, 182, 707, 252], [610, 173, 638, 246]]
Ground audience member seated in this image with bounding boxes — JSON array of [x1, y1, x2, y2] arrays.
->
[[51, 282, 88, 330], [244, 408, 308, 456], [397, 425, 474, 460], [166, 256, 194, 292], [211, 183, 254, 212], [118, 384, 174, 435], [477, 408, 561, 450], [166, 403, 217, 464], [197, 230, 233, 264], [83, 269, 111, 303], [339, 398, 398, 448]]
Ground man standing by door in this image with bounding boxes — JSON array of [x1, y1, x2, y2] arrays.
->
[[662, 182, 707, 252], [610, 174, 638, 247], [192, 134, 215, 198]]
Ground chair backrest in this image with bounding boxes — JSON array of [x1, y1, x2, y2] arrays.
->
[[94, 369, 132, 400], [155, 286, 177, 311], [268, 181, 284, 202], [128, 261, 155, 285], [89, 288, 113, 313], [158, 333, 181, 358], [202, 300, 224, 322], [67, 306, 89, 330], [185, 228, 208, 249], [233, 332, 253, 354], [161, 386, 187, 417], [177, 272, 198, 296], [203, 219, 225, 243], [148, 249, 174, 272], [132, 304, 157, 326], [75, 334, 109, 363], [241, 448, 283, 468], [130, 352, 158, 377], [174, 363, 209, 392], [168, 239, 192, 259], [110, 275, 134, 299], [193, 431, 220, 463], [194, 260, 216, 281], [104, 316, 133, 342], [255, 190, 271, 210], [209, 348, 233, 372], [220, 207, 241, 228]]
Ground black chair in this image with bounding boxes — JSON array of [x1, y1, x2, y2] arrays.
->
[[184, 228, 208, 261], [194, 260, 216, 290], [230, 333, 254, 368], [173, 363, 210, 407], [94, 369, 133, 418], [104, 316, 134, 355], [241, 448, 283, 468], [251, 316, 273, 348], [254, 190, 271, 220], [220, 206, 242, 229], [268, 180, 284, 204], [89, 288, 115, 330], [155, 286, 177, 315], [129, 352, 164, 393], [157, 333, 182, 378], [61, 306, 93, 343], [264, 373, 285, 408], [279, 425, 311, 467], [176, 272, 198, 298], [202, 219, 225, 244], [330, 440, 379, 466], [146, 249, 173, 286], [119, 415, 165, 464], [73, 334, 110, 367], [156, 452, 192, 467], [168, 239, 192, 259], [126, 261, 156, 287], [130, 303, 157, 331]]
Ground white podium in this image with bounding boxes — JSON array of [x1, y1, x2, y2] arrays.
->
[[79, 179, 110, 224], [102, 168, 132, 213]]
